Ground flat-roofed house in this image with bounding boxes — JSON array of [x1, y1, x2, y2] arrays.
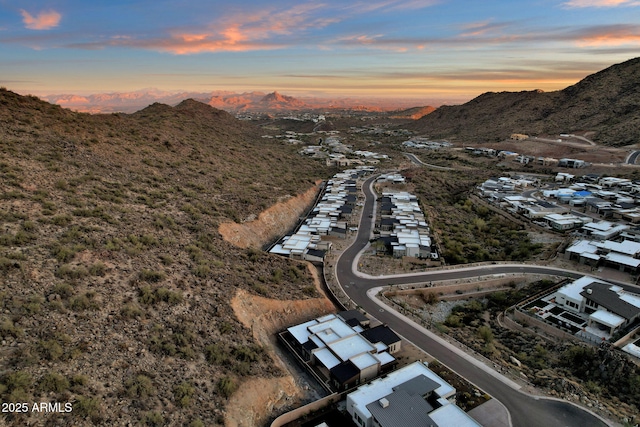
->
[[346, 361, 480, 427]]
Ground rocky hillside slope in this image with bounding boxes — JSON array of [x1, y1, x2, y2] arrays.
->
[[410, 57, 640, 146], [0, 89, 329, 426]]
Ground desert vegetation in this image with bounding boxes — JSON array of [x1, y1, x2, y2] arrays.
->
[[402, 165, 544, 264], [390, 280, 640, 421], [0, 89, 328, 426]]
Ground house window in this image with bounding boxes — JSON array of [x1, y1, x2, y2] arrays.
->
[[566, 301, 579, 309]]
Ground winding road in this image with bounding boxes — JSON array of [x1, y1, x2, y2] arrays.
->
[[332, 175, 613, 427]]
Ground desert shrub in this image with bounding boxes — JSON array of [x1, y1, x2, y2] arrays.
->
[[125, 375, 156, 399], [50, 244, 82, 262], [138, 286, 182, 305], [192, 263, 210, 278], [0, 256, 22, 272], [22, 295, 44, 315], [219, 321, 233, 335], [2, 371, 32, 401], [138, 269, 165, 283], [12, 230, 37, 245], [444, 314, 462, 328], [56, 264, 89, 279], [159, 254, 173, 265], [217, 376, 237, 399], [149, 323, 194, 359], [204, 343, 229, 365], [477, 325, 494, 343], [120, 303, 143, 319], [143, 412, 164, 426], [232, 345, 264, 363], [89, 262, 106, 276], [272, 268, 283, 284], [421, 291, 439, 305], [157, 288, 181, 304], [69, 292, 99, 311], [51, 215, 73, 226], [251, 283, 268, 296], [21, 221, 37, 232], [186, 245, 203, 262], [138, 286, 156, 305], [38, 372, 70, 393], [302, 285, 317, 296], [70, 374, 88, 391], [51, 283, 74, 299], [173, 381, 195, 408], [55, 179, 69, 190], [73, 396, 101, 420], [38, 339, 64, 361], [0, 318, 24, 338]]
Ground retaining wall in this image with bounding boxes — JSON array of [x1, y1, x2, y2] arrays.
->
[[270, 393, 341, 427]]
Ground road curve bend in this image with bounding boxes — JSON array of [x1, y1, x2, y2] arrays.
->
[[332, 175, 612, 427]]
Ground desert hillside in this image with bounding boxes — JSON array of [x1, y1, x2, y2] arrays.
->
[[410, 57, 640, 146], [0, 89, 330, 426]]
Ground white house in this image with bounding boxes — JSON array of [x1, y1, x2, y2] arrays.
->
[[346, 361, 481, 427], [552, 276, 640, 340]]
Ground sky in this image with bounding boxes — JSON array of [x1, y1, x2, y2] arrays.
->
[[1, 0, 639, 103]]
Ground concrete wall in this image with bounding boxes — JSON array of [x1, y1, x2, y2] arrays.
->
[[270, 393, 341, 427], [613, 324, 640, 348], [512, 310, 577, 341], [388, 277, 522, 300]]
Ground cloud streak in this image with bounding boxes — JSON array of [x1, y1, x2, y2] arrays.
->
[[20, 9, 61, 30], [70, 4, 339, 54], [573, 24, 640, 45], [563, 0, 640, 8]]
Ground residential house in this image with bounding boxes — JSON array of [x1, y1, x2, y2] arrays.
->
[[551, 276, 640, 340], [285, 313, 397, 391], [346, 361, 481, 427], [565, 238, 640, 272]]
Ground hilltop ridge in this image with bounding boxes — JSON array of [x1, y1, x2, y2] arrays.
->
[[410, 57, 640, 146], [0, 89, 329, 426]]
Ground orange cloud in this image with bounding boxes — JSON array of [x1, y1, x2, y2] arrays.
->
[[571, 24, 640, 46], [563, 0, 640, 7], [105, 4, 340, 54], [20, 9, 61, 30]]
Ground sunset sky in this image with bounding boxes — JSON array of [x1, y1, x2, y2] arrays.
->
[[1, 0, 639, 103]]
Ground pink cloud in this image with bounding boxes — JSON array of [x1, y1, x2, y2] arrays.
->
[[577, 31, 640, 46], [458, 21, 511, 37], [72, 3, 339, 54], [20, 9, 61, 30], [563, 0, 640, 7]]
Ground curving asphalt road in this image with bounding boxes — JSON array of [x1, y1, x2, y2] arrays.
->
[[627, 150, 640, 165], [333, 175, 612, 427]]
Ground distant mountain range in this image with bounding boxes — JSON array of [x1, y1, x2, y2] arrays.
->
[[410, 57, 640, 146], [41, 89, 434, 114]]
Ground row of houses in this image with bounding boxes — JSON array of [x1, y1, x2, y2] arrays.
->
[[565, 236, 640, 273], [481, 173, 640, 232], [270, 168, 373, 261], [374, 178, 437, 259], [299, 135, 390, 167], [402, 138, 452, 150]]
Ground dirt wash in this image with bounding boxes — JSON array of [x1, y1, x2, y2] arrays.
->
[[219, 183, 321, 249], [220, 182, 338, 426], [228, 288, 335, 427]]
